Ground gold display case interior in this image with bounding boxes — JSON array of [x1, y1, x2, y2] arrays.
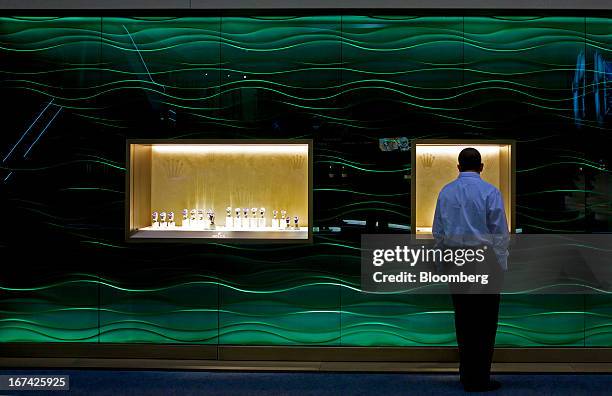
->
[[411, 140, 515, 238], [127, 140, 312, 242]]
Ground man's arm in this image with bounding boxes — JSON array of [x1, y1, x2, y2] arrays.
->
[[487, 189, 510, 270], [432, 195, 444, 246]]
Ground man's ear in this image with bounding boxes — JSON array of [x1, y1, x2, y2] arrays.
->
[[457, 164, 461, 172], [478, 163, 484, 173]]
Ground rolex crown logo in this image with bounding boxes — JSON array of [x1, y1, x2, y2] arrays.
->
[[288, 154, 305, 170], [162, 158, 186, 180], [420, 153, 435, 168]]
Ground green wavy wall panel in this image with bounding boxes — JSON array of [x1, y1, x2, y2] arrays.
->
[[0, 16, 611, 347]]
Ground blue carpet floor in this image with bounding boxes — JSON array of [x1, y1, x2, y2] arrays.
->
[[1, 370, 612, 395]]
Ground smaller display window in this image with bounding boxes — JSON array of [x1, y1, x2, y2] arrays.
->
[[411, 139, 515, 238]]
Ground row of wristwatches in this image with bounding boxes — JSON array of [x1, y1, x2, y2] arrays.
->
[[151, 207, 299, 229]]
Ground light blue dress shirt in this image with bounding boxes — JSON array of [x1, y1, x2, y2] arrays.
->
[[432, 171, 510, 270]]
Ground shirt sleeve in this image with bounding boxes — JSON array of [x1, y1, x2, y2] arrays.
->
[[432, 194, 444, 246], [487, 189, 510, 270]]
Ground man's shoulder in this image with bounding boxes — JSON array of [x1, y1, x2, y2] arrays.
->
[[441, 176, 501, 196], [438, 179, 460, 196], [478, 178, 501, 193]]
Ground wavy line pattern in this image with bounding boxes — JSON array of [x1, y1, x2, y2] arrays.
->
[[0, 15, 611, 347]]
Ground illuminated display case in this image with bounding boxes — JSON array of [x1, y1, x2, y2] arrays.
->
[[411, 139, 515, 237], [126, 140, 313, 242]]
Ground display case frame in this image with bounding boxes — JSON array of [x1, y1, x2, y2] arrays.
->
[[410, 139, 516, 236], [125, 139, 313, 244]]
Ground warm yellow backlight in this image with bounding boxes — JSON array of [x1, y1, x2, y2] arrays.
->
[[416, 144, 501, 156], [151, 144, 308, 155], [413, 142, 513, 235]]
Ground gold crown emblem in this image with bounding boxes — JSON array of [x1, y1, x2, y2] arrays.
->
[[288, 154, 306, 170], [162, 158, 186, 179], [420, 153, 435, 168]]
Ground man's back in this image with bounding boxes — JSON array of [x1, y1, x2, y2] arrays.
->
[[432, 171, 509, 269]]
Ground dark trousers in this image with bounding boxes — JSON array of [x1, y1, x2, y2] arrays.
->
[[445, 248, 503, 386], [451, 293, 500, 386]]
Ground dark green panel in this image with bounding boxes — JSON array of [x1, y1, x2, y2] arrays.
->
[[219, 293, 341, 345], [0, 17, 102, 90], [218, 16, 341, 137], [463, 17, 588, 235], [336, 16, 461, 347], [94, 17, 223, 344], [99, 280, 219, 344], [584, 17, 612, 347], [0, 16, 102, 343], [215, 16, 344, 345], [99, 17, 222, 135], [0, 280, 99, 342], [341, 16, 464, 135], [341, 290, 456, 346], [463, 16, 584, 117], [218, 239, 345, 345], [497, 295, 585, 347], [586, 295, 612, 346]]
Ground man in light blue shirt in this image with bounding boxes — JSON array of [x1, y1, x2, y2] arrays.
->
[[432, 158, 509, 270], [432, 147, 509, 392]]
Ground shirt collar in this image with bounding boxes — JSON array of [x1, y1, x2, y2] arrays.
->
[[458, 171, 481, 178]]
